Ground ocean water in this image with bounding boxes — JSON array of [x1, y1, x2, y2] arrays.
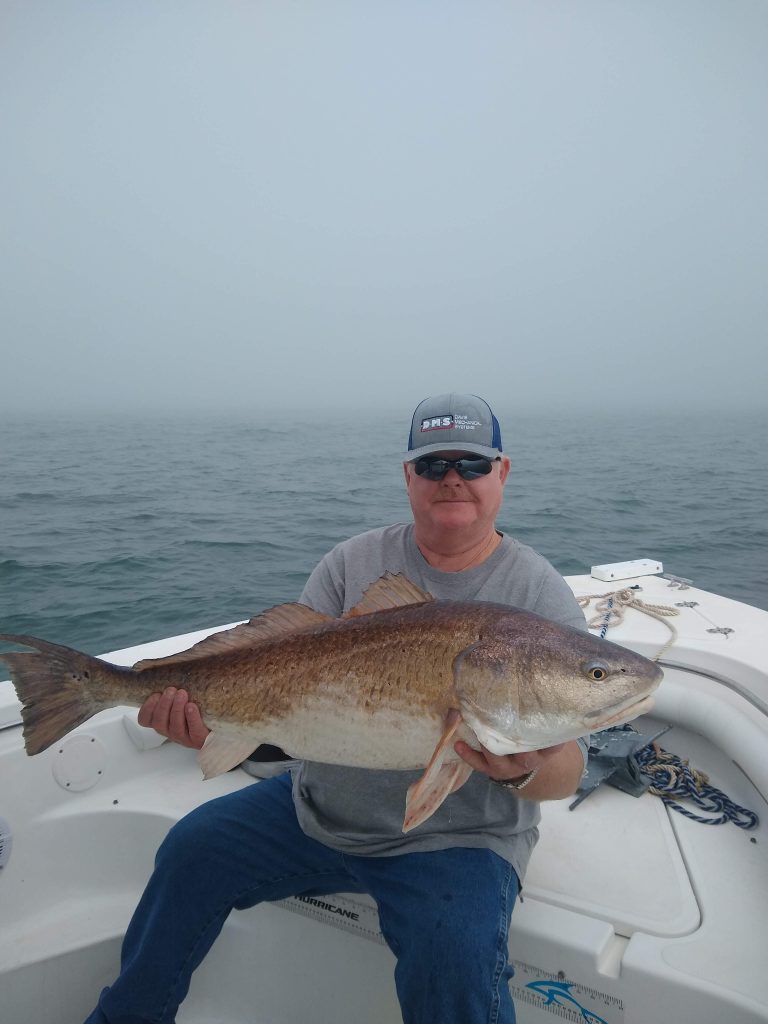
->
[[1, 410, 766, 658]]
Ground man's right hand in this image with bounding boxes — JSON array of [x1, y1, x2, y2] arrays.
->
[[138, 687, 210, 749]]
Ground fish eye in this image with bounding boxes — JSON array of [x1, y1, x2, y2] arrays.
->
[[585, 661, 609, 682]]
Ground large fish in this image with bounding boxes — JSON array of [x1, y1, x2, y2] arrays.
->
[[0, 573, 662, 830]]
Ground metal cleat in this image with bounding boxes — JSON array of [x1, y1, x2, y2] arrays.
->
[[662, 574, 693, 590]]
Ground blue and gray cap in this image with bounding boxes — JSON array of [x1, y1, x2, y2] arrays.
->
[[405, 393, 503, 461]]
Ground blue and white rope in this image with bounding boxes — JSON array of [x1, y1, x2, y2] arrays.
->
[[577, 588, 680, 661], [636, 745, 759, 829], [598, 596, 613, 639]]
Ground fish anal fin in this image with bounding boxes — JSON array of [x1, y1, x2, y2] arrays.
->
[[402, 711, 472, 832], [134, 604, 331, 671], [344, 572, 433, 618], [198, 731, 270, 779]]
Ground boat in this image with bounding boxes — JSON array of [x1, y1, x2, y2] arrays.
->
[[1, 561, 766, 1023]]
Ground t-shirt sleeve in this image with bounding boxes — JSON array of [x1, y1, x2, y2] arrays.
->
[[299, 548, 346, 617], [533, 569, 588, 631]]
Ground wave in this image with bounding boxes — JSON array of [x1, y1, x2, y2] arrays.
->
[[181, 539, 273, 550]]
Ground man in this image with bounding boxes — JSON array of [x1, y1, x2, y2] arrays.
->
[[85, 393, 588, 1024]]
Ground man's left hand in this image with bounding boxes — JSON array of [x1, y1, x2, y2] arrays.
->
[[454, 740, 565, 781], [454, 739, 583, 800]]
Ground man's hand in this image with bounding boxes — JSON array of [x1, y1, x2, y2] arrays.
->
[[454, 739, 584, 801], [137, 687, 210, 749]]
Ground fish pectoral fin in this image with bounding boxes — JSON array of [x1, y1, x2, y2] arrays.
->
[[402, 711, 472, 833], [198, 732, 264, 779], [343, 572, 433, 618], [134, 604, 331, 670], [404, 761, 473, 833]]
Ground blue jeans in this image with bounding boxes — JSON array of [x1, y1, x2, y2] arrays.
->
[[85, 773, 518, 1024]]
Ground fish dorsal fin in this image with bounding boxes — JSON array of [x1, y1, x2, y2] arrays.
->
[[344, 572, 434, 618], [134, 603, 331, 670]]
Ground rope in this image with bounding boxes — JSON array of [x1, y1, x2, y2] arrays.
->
[[578, 589, 760, 829], [577, 588, 680, 661], [598, 596, 613, 639], [636, 743, 759, 829]]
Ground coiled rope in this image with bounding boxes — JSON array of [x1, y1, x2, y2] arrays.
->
[[636, 743, 758, 829], [579, 589, 759, 829], [577, 587, 680, 661]]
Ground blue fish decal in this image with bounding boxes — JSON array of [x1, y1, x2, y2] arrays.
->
[[525, 980, 608, 1024]]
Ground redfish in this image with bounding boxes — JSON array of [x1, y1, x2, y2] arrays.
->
[[0, 573, 662, 830]]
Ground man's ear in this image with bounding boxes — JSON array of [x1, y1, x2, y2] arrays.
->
[[499, 457, 511, 485]]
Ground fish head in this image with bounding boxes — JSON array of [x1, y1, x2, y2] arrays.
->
[[452, 611, 663, 753]]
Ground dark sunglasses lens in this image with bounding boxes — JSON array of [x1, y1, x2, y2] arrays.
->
[[457, 458, 493, 479], [414, 458, 448, 479], [414, 457, 493, 480]]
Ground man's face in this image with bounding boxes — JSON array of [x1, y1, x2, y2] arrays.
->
[[403, 450, 511, 537]]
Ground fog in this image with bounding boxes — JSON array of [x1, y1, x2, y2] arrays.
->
[[1, 1, 766, 417]]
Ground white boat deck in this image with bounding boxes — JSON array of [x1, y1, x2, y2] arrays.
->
[[1, 569, 766, 1023]]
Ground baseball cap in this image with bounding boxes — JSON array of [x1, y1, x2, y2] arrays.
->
[[404, 393, 503, 461]]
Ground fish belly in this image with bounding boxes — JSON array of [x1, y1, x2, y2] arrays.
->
[[218, 700, 458, 771]]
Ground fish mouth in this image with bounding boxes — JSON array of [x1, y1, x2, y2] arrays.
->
[[582, 693, 656, 730]]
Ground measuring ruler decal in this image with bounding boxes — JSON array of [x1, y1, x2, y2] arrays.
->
[[510, 960, 624, 1023]]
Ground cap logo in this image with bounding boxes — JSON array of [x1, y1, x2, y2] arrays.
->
[[420, 413, 482, 433], [421, 415, 454, 432]]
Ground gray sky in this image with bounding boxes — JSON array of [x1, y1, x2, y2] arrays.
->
[[1, 1, 766, 416]]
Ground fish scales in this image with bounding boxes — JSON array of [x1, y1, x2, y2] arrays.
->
[[136, 601, 492, 724]]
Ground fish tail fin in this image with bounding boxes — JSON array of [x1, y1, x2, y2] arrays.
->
[[0, 634, 119, 755]]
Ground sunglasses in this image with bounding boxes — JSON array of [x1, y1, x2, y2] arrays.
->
[[413, 455, 495, 481]]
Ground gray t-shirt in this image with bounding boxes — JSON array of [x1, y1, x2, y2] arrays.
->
[[292, 522, 587, 882]]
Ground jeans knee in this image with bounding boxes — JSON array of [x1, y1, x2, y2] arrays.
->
[[154, 804, 222, 875]]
